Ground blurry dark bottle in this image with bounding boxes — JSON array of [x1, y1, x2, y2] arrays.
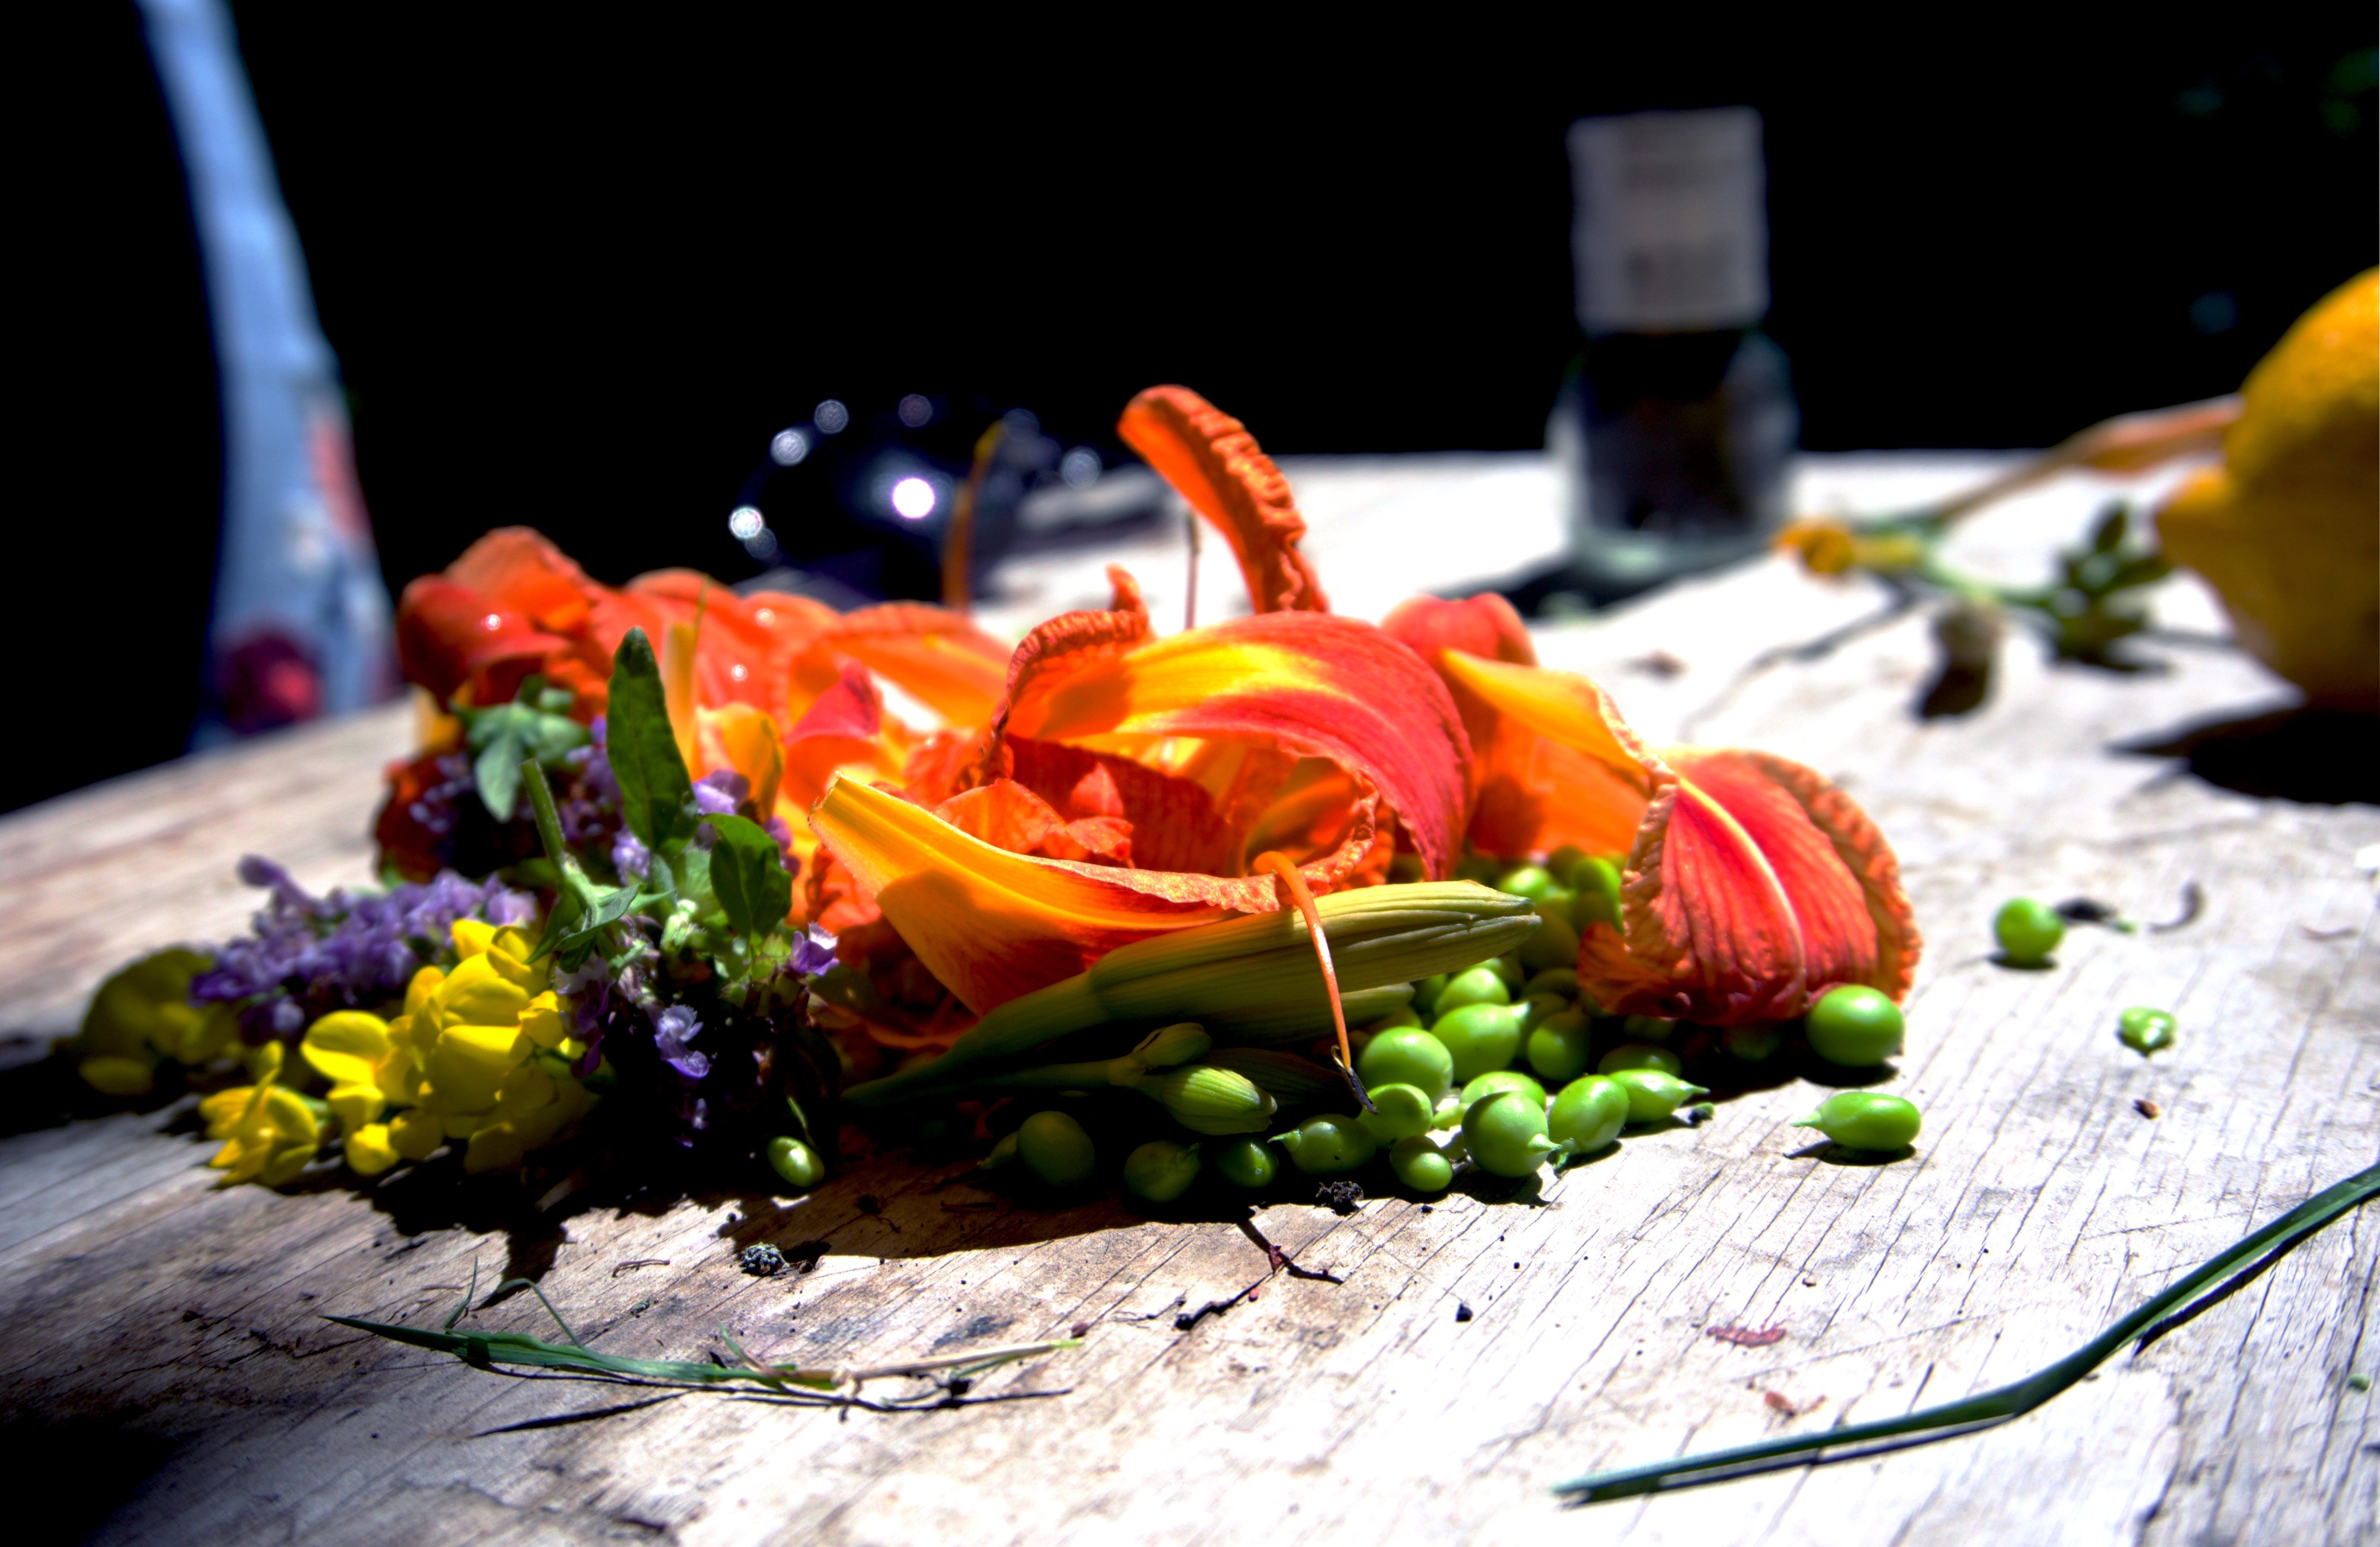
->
[[1549, 107, 1797, 600]]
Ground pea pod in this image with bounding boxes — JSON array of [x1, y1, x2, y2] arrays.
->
[[1597, 1042, 1682, 1078], [1608, 1069, 1708, 1124], [1273, 1115, 1377, 1175], [1548, 1075, 1628, 1157], [1526, 1007, 1594, 1082], [1358, 1027, 1455, 1101], [1017, 1110, 1096, 1188], [1390, 1134, 1454, 1192], [1462, 1090, 1560, 1178], [1211, 1136, 1277, 1189], [1358, 1082, 1439, 1143], [1794, 1091, 1921, 1151], [1430, 1001, 1527, 1083]]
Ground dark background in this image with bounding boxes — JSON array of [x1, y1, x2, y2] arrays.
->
[[21, 6, 2377, 812]]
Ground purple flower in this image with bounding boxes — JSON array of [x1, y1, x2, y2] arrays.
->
[[787, 925, 837, 979], [612, 830, 651, 880], [652, 1004, 709, 1081], [692, 770, 748, 818], [189, 858, 536, 1045]]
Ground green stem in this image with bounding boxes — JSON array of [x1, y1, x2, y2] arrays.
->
[[1553, 1159, 2380, 1501]]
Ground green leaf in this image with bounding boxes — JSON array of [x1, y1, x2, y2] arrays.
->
[[704, 814, 793, 938], [607, 629, 694, 851], [2089, 502, 2130, 553], [460, 678, 589, 822]]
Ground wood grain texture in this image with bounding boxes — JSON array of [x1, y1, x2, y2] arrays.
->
[[0, 458, 2372, 1547]]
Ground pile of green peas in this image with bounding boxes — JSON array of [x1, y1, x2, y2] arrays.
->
[[970, 847, 1932, 1205]]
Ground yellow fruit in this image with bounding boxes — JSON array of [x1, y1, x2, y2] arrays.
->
[[2156, 270, 2379, 710]]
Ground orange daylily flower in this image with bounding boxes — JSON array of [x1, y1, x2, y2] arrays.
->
[[1118, 385, 1328, 614], [1378, 602, 1919, 1026], [810, 570, 1473, 1016]]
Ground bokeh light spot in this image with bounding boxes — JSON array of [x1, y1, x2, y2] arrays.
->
[[890, 476, 937, 520]]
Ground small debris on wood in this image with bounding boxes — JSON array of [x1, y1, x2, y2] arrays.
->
[[1315, 1180, 1364, 1214], [2054, 897, 2134, 932], [2349, 1372, 2372, 1392], [2134, 1097, 2162, 1119], [1069, 1321, 1091, 1339], [2149, 880, 2204, 933], [1762, 1389, 1824, 1417], [783, 1240, 831, 1273], [2300, 922, 2356, 941], [1455, 1302, 1474, 1323], [857, 1195, 882, 1214], [1707, 1323, 1788, 1348], [1801, 1275, 1818, 1287], [739, 1245, 788, 1278], [1627, 649, 1688, 679], [1418, 1204, 1433, 1214], [1173, 1222, 1343, 1331], [611, 1258, 670, 1277], [1682, 1102, 1716, 1127], [1116, 1292, 1188, 1324]]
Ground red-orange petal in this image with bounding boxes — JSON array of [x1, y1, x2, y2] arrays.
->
[[1117, 386, 1328, 614], [999, 610, 1471, 881], [811, 777, 1291, 1012], [1434, 650, 1656, 857], [824, 603, 1013, 727]]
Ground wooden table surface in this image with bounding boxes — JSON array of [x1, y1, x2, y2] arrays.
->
[[2, 456, 2374, 1547]]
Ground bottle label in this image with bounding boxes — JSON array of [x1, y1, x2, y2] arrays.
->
[[1569, 107, 1768, 334]]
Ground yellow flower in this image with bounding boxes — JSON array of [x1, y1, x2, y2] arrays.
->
[[197, 1044, 322, 1187], [74, 950, 239, 1096], [297, 918, 597, 1177]]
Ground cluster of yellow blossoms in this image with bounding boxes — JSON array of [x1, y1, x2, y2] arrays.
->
[[74, 949, 239, 1097], [198, 919, 600, 1183]]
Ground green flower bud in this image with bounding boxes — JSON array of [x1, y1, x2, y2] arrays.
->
[[1122, 1140, 1202, 1203], [1273, 1114, 1377, 1174], [1144, 1064, 1277, 1135], [1130, 1022, 1213, 1071]]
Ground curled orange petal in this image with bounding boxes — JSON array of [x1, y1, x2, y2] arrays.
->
[[1434, 650, 1919, 1024], [811, 777, 1293, 1013], [1118, 386, 1327, 614], [824, 603, 1012, 727]]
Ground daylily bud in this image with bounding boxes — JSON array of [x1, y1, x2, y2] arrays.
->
[[1141, 1064, 1277, 1135], [1129, 1022, 1212, 1070]]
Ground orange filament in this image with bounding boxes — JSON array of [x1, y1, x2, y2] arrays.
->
[[1252, 850, 1371, 1111]]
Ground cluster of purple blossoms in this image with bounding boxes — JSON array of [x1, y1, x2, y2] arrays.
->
[[189, 857, 536, 1042]]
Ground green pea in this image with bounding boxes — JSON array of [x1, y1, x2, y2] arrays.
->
[[1435, 965, 1511, 1015], [1523, 967, 1581, 999], [1212, 1136, 1277, 1189], [1548, 1074, 1628, 1156], [1122, 1140, 1202, 1203], [2117, 1006, 2177, 1055], [767, 1135, 826, 1189], [1518, 902, 1583, 974], [1367, 1004, 1423, 1033], [1597, 1042, 1682, 1078], [1994, 896, 2065, 966], [1805, 985, 1906, 1066], [1572, 856, 1624, 928], [1622, 1014, 1676, 1044], [1489, 955, 1526, 991], [1526, 1007, 1594, 1082], [1390, 1135, 1454, 1192], [1273, 1114, 1378, 1175], [1429, 1002, 1526, 1083], [1516, 991, 1569, 1032], [1462, 1090, 1560, 1178], [1537, 886, 1579, 928], [1358, 1026, 1454, 1101], [1017, 1110, 1097, 1188], [1723, 1024, 1782, 1062], [1359, 1082, 1439, 1143], [1497, 863, 1557, 901], [1411, 972, 1450, 1017], [1608, 1068, 1709, 1124], [1794, 1091, 1921, 1151], [1546, 843, 1590, 882], [1461, 1069, 1548, 1110]]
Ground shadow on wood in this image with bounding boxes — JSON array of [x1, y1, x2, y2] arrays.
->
[[2119, 703, 2380, 805]]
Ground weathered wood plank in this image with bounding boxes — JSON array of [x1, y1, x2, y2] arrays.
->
[[0, 457, 2372, 1547]]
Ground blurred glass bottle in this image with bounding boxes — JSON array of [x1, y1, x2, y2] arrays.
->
[[1549, 107, 1796, 600]]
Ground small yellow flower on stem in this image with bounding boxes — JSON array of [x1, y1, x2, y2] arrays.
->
[[198, 1043, 322, 1187]]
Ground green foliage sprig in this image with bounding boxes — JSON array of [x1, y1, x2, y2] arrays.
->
[[1553, 1158, 2380, 1503]]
